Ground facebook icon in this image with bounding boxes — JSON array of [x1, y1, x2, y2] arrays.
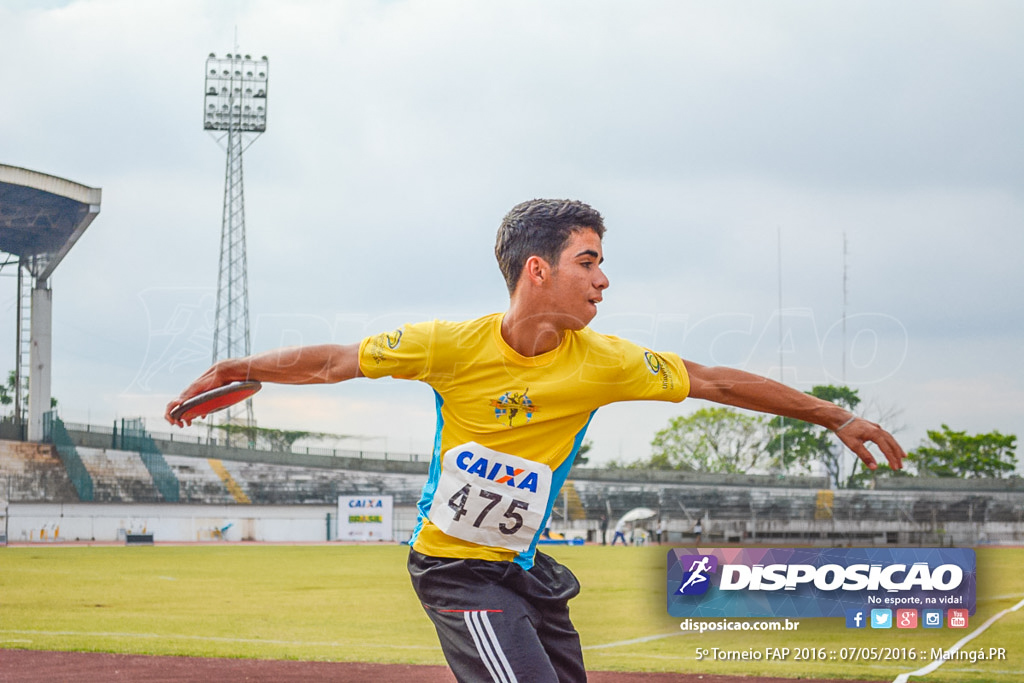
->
[[845, 609, 866, 629]]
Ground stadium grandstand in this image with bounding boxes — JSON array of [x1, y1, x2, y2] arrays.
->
[[0, 164, 101, 443], [3, 419, 1023, 547]]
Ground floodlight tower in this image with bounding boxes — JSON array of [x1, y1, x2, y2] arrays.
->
[[203, 52, 269, 435]]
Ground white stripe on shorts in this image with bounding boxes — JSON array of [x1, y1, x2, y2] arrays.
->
[[464, 610, 518, 683]]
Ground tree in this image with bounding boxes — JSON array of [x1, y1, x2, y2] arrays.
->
[[0, 371, 13, 412], [212, 424, 320, 452], [0, 370, 56, 416], [574, 438, 592, 467], [766, 416, 827, 476], [846, 463, 913, 489], [644, 407, 770, 474], [766, 385, 872, 488], [909, 425, 1018, 478]]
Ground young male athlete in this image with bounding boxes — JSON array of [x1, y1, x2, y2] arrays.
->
[[166, 198, 906, 682]]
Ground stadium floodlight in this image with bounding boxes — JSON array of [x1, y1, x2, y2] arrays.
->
[[203, 53, 269, 133], [202, 52, 269, 436]]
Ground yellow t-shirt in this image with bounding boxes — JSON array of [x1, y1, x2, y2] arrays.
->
[[359, 312, 689, 568]]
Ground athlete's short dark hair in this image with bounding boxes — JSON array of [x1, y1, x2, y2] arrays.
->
[[495, 199, 606, 294]]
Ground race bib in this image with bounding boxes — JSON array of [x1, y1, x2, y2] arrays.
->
[[428, 442, 553, 552]]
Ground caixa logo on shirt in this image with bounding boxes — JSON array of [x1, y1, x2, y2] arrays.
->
[[455, 449, 540, 493]]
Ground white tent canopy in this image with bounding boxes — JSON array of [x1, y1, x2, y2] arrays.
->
[[617, 507, 657, 527]]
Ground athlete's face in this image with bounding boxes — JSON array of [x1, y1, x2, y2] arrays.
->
[[546, 229, 609, 330]]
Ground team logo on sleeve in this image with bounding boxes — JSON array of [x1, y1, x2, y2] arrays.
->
[[490, 389, 537, 427], [644, 350, 676, 390], [644, 351, 661, 374], [369, 327, 404, 365]]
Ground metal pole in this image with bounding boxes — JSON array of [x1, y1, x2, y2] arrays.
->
[[842, 232, 848, 384], [777, 227, 786, 472], [14, 263, 23, 427]]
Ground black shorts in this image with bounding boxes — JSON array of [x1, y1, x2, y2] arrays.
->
[[408, 548, 586, 683]]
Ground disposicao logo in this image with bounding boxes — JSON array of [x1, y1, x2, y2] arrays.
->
[[667, 548, 976, 619], [675, 555, 718, 596]]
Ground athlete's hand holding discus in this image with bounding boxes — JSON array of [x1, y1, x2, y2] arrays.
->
[[165, 344, 363, 427]]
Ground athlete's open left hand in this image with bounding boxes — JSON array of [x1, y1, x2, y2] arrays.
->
[[834, 418, 907, 471]]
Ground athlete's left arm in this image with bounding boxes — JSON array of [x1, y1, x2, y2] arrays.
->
[[683, 360, 906, 471]]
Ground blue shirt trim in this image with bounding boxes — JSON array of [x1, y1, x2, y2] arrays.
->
[[409, 390, 445, 546], [514, 409, 597, 570]]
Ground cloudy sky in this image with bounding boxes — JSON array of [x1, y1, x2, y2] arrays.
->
[[1, 0, 1021, 469]]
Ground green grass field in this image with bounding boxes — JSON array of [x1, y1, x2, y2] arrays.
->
[[1, 544, 1022, 682]]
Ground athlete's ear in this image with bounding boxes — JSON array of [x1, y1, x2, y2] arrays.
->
[[522, 255, 551, 286]]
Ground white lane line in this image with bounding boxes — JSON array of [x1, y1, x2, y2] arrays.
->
[[980, 591, 1024, 602], [891, 597, 1024, 683], [583, 631, 685, 650]]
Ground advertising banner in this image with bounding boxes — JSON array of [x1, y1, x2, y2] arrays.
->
[[337, 495, 394, 542], [668, 547, 976, 620]]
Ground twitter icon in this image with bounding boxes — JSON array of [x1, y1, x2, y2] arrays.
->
[[870, 609, 893, 629]]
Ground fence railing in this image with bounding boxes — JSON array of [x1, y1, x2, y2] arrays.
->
[[119, 418, 180, 503], [64, 421, 427, 463], [43, 412, 93, 502]]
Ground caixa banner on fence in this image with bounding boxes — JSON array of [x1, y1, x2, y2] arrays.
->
[[667, 547, 976, 618], [337, 495, 393, 542]]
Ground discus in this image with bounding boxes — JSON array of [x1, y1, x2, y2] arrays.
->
[[169, 381, 262, 423]]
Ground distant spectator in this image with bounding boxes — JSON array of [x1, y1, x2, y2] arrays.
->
[[611, 519, 628, 546], [693, 518, 703, 545], [598, 514, 608, 545]]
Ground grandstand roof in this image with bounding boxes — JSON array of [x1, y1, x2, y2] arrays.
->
[[0, 164, 101, 280]]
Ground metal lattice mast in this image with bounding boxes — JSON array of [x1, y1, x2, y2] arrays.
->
[[203, 52, 269, 434], [214, 123, 252, 428]]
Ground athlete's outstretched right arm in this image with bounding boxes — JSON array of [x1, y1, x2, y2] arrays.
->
[[164, 343, 363, 427]]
